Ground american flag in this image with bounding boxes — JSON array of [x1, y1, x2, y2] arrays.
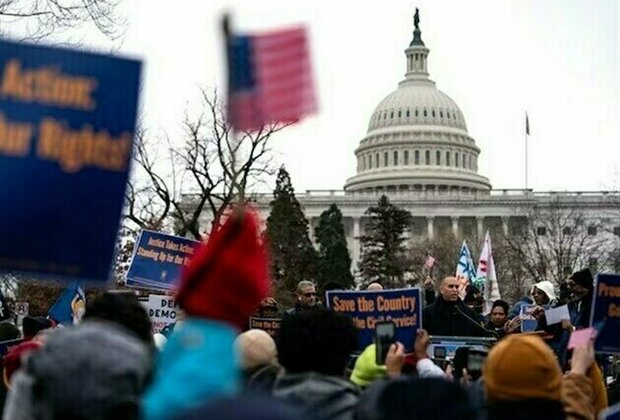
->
[[424, 255, 435, 269], [226, 25, 317, 132]]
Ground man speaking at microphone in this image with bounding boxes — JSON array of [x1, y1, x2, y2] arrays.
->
[[423, 277, 491, 337]]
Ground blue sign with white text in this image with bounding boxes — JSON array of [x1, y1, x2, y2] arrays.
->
[[0, 40, 141, 282], [126, 230, 199, 291], [591, 273, 620, 354], [326, 288, 422, 352]]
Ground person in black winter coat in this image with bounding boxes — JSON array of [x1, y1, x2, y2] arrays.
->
[[422, 277, 491, 337]]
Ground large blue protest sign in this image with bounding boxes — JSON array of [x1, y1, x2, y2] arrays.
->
[[591, 273, 620, 354], [0, 40, 141, 282], [126, 230, 199, 291], [326, 288, 422, 352]]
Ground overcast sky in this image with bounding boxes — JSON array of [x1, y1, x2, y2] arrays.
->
[[76, 0, 620, 192]]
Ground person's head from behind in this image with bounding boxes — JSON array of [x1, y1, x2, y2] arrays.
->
[[489, 300, 509, 327], [439, 277, 460, 302], [0, 321, 20, 342], [295, 281, 317, 309], [257, 297, 279, 318], [27, 321, 151, 420], [484, 334, 564, 420], [356, 377, 474, 420], [84, 291, 153, 347], [277, 309, 356, 376], [235, 329, 278, 374], [367, 283, 383, 292], [22, 317, 54, 340]]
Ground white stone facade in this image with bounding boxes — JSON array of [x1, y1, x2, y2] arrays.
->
[[192, 12, 620, 273]]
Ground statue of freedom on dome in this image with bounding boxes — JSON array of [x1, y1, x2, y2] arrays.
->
[[414, 8, 420, 29]]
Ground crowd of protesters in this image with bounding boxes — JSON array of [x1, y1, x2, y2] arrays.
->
[[0, 208, 615, 419]]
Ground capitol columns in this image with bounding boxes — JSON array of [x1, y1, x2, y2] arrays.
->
[[451, 216, 459, 238], [476, 216, 485, 239], [352, 217, 361, 264], [426, 216, 435, 240], [501, 216, 509, 237]]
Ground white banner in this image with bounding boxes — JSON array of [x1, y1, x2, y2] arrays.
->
[[141, 295, 180, 333]]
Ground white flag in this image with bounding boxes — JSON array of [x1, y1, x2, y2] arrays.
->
[[477, 231, 501, 315], [455, 241, 476, 300]]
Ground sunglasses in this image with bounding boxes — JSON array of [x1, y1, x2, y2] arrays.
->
[[303, 292, 317, 297]]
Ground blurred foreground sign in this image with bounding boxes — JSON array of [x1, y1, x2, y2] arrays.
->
[[591, 273, 620, 354], [326, 288, 422, 352], [0, 40, 141, 282], [126, 230, 199, 291]]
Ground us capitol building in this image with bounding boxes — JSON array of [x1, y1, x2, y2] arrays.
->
[[208, 12, 620, 270]]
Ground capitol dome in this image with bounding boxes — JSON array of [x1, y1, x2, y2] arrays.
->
[[344, 11, 491, 193]]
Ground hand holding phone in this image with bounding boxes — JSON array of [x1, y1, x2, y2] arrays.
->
[[375, 321, 396, 365]]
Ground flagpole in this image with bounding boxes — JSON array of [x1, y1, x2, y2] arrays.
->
[[525, 112, 529, 192]]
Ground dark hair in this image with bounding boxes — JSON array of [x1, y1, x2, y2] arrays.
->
[[84, 292, 153, 346], [0, 321, 20, 342], [276, 308, 356, 376], [357, 378, 475, 420], [488, 399, 565, 420], [22, 317, 53, 339], [491, 300, 509, 316]]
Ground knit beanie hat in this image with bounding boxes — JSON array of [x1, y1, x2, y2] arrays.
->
[[350, 344, 387, 388], [484, 334, 562, 402], [531, 281, 557, 304], [235, 329, 277, 371], [570, 268, 594, 292], [177, 207, 270, 330]]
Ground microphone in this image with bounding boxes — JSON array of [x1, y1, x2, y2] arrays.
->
[[455, 307, 499, 339]]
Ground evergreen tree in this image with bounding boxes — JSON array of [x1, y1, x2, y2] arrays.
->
[[266, 167, 318, 304], [358, 195, 413, 288], [315, 204, 354, 291]]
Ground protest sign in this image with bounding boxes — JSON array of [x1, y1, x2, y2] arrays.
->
[[544, 304, 570, 325], [249, 317, 282, 337], [126, 230, 199, 291], [591, 273, 620, 354], [0, 40, 141, 282], [140, 295, 180, 333], [326, 288, 421, 352], [520, 305, 539, 332]]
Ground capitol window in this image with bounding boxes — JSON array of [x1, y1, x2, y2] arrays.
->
[[455, 152, 459, 167], [440, 110, 443, 118], [446, 151, 451, 166], [414, 150, 420, 165], [587, 226, 597, 236], [384, 152, 388, 167], [462, 154, 466, 168], [425, 150, 430, 165], [390, 111, 394, 118], [406, 109, 410, 117], [394, 151, 398, 166], [447, 111, 450, 119], [404, 150, 409, 165], [436, 151, 441, 165], [375, 153, 379, 167], [469, 155, 473, 169], [432, 109, 435, 117], [423, 109, 427, 117], [614, 226, 620, 236], [415, 109, 418, 117], [398, 110, 401, 118], [368, 155, 372, 169], [537, 227, 547, 236]]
